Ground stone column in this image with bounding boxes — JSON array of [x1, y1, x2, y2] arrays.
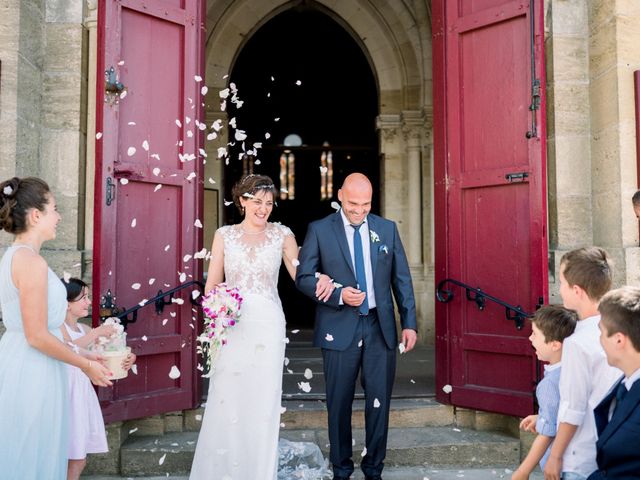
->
[[402, 111, 425, 267], [376, 114, 402, 224]]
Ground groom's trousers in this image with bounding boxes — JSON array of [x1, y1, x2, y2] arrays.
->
[[321, 310, 397, 478]]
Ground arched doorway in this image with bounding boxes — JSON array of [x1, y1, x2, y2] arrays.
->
[[224, 6, 379, 328]]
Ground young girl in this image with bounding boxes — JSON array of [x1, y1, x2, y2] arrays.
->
[[61, 277, 136, 480]]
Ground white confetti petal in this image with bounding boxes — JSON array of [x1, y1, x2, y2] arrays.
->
[[194, 75, 202, 82], [265, 132, 271, 139], [274, 117, 280, 122], [297, 381, 311, 393], [361, 447, 367, 457], [149, 278, 156, 285], [374, 398, 381, 408], [141, 335, 148, 341], [175, 119, 182, 127], [219, 88, 230, 99], [296, 80, 302, 85], [159, 453, 166, 465], [187, 130, 193, 138], [284, 357, 290, 366], [194, 219, 203, 228], [208, 177, 216, 185], [117, 60, 125, 66], [142, 140, 149, 151], [325, 334, 334, 342], [162, 319, 168, 326], [131, 218, 137, 228], [119, 90, 127, 99], [164, 244, 171, 251], [192, 290, 201, 300], [152, 167, 161, 176], [207, 132, 217, 141], [131, 283, 141, 290], [131, 364, 137, 375], [331, 201, 341, 211], [95, 132, 102, 139], [186, 171, 196, 181], [169, 365, 181, 379], [127, 147, 136, 156], [180, 272, 187, 282], [63, 271, 71, 283], [304, 368, 313, 379], [291, 259, 300, 267], [442, 384, 453, 394], [183, 254, 192, 262], [398, 343, 406, 354], [128, 121, 136, 126], [291, 329, 300, 334], [154, 184, 162, 192], [151, 153, 160, 160], [358, 339, 363, 347], [234, 129, 247, 141], [201, 85, 208, 95], [217, 147, 227, 158]]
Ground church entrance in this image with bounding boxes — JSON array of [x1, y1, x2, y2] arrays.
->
[[222, 7, 379, 329]]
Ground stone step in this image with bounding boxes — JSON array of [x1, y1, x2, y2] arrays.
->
[[84, 467, 543, 479], [182, 398, 454, 432], [119, 427, 520, 476]]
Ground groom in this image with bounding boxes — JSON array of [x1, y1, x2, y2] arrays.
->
[[296, 173, 417, 480]]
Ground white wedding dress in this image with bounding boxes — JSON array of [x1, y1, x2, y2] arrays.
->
[[190, 222, 292, 480]]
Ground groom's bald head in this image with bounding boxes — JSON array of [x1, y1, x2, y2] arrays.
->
[[338, 173, 373, 225]]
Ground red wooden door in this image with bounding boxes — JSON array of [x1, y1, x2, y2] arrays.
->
[[94, 0, 205, 422], [433, 0, 547, 416]]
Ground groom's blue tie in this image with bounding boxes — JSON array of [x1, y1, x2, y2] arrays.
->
[[351, 223, 369, 315]]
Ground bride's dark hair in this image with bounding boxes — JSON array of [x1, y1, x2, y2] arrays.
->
[[231, 174, 277, 214], [0, 177, 51, 234]]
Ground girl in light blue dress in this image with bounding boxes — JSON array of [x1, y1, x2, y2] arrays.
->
[[0, 177, 112, 480]]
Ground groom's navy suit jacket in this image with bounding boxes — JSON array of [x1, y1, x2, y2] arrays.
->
[[587, 376, 640, 479], [296, 211, 417, 351]]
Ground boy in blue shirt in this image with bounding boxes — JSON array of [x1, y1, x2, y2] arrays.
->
[[513, 306, 577, 480]]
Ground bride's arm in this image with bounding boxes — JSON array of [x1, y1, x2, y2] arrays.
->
[[282, 235, 334, 301], [204, 230, 225, 293]]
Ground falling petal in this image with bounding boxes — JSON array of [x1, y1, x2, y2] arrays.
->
[[201, 85, 208, 95], [154, 184, 162, 192], [187, 130, 193, 138], [219, 88, 230, 99], [127, 147, 136, 156], [96, 132, 103, 139], [159, 453, 166, 465], [208, 177, 216, 185], [128, 121, 136, 126], [270, 76, 274, 81], [117, 60, 125, 66], [199, 148, 207, 157], [217, 147, 227, 159], [297, 382, 311, 393], [175, 119, 182, 127], [164, 244, 171, 251], [442, 384, 453, 394], [141, 335, 148, 341], [358, 339, 363, 347], [291, 329, 300, 334], [398, 343, 406, 354], [151, 153, 160, 160], [207, 132, 217, 141], [142, 140, 149, 151], [185, 116, 191, 124], [186, 172, 196, 181], [153, 167, 161, 176], [149, 278, 156, 285], [194, 75, 202, 82], [194, 219, 203, 228], [162, 319, 168, 326], [129, 427, 138, 434], [120, 179, 128, 185], [304, 368, 313, 380], [131, 283, 141, 290], [192, 290, 201, 300], [183, 254, 192, 262], [120, 90, 127, 99], [131, 218, 137, 228], [212, 119, 223, 131], [169, 366, 181, 379], [274, 117, 280, 122], [284, 357, 290, 366], [224, 200, 233, 206], [63, 271, 71, 283], [235, 130, 247, 141], [373, 398, 381, 408], [331, 201, 341, 210], [291, 259, 300, 267], [361, 447, 367, 457], [325, 334, 334, 342], [179, 272, 187, 282], [265, 132, 271, 139], [296, 80, 302, 85]]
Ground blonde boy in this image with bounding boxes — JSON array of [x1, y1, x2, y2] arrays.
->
[[513, 306, 577, 480], [545, 247, 622, 480]]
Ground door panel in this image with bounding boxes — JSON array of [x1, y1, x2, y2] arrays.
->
[[95, 0, 205, 422], [434, 0, 547, 417]]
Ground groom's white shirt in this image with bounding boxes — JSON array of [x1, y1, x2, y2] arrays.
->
[[339, 209, 377, 308]]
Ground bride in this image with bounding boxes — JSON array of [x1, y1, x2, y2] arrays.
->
[[190, 174, 333, 479]]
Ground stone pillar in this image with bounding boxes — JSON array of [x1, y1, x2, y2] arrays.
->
[[376, 114, 402, 226], [588, 0, 640, 286], [544, 0, 592, 301], [401, 111, 425, 267]]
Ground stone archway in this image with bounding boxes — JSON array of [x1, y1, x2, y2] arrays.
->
[[202, 0, 435, 341]]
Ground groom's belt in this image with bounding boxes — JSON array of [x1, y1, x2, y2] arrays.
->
[[359, 307, 377, 317]]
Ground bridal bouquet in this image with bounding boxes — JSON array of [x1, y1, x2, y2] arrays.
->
[[196, 283, 243, 377]]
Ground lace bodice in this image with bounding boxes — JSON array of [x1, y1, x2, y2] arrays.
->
[[219, 222, 293, 306]]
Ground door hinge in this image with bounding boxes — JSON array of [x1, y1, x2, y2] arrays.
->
[[529, 78, 541, 112], [106, 176, 114, 206]]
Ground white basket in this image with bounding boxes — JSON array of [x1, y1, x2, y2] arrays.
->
[[102, 346, 131, 380]]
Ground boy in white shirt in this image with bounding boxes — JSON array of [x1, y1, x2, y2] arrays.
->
[[544, 247, 621, 480]]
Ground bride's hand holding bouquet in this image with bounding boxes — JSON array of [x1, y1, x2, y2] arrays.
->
[[197, 283, 243, 377]]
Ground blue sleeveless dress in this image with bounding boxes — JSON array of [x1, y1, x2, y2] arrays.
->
[[0, 245, 69, 479]]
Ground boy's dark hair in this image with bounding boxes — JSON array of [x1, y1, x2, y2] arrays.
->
[[560, 247, 612, 301], [532, 305, 578, 343], [60, 277, 88, 302], [632, 190, 640, 207], [599, 286, 640, 352]]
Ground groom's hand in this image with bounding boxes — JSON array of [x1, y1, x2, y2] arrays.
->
[[401, 329, 418, 353], [342, 287, 366, 307]]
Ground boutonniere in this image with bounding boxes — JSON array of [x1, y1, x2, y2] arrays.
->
[[370, 230, 380, 243], [379, 244, 389, 254]]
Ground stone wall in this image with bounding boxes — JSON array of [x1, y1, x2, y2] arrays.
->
[[545, 0, 640, 301]]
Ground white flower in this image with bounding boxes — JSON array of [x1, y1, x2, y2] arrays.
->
[[370, 230, 380, 243]]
